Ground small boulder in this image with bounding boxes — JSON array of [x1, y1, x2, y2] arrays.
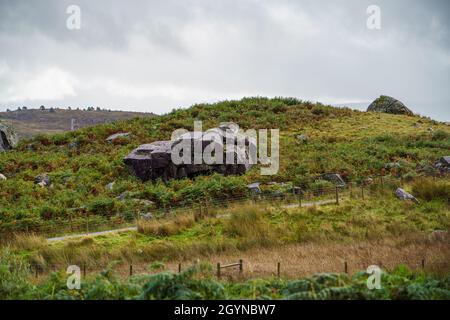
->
[[0, 173, 6, 181], [105, 182, 115, 191], [106, 132, 130, 142], [395, 188, 419, 204], [247, 182, 261, 194], [296, 134, 309, 143], [434, 156, 450, 175], [34, 174, 51, 187], [116, 191, 129, 201], [317, 173, 346, 186], [367, 96, 414, 116], [140, 213, 153, 221]]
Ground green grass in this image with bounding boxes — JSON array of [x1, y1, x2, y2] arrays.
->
[[1, 97, 449, 231]]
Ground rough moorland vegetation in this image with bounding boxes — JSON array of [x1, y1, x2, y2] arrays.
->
[[0, 97, 449, 231], [1, 251, 449, 300]]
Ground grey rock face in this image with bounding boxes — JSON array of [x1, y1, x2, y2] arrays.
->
[[0, 121, 19, 151], [34, 174, 51, 187], [367, 96, 414, 116], [434, 156, 450, 175], [106, 132, 131, 142], [395, 188, 419, 204], [317, 173, 346, 186], [124, 124, 255, 181], [247, 182, 262, 194]]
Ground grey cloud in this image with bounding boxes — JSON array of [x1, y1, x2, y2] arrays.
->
[[0, 0, 449, 120]]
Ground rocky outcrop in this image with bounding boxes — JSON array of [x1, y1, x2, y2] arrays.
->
[[0, 121, 18, 151], [367, 96, 414, 116], [0, 173, 6, 181]]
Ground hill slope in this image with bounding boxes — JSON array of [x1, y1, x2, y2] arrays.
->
[[0, 108, 155, 139], [0, 97, 449, 229]]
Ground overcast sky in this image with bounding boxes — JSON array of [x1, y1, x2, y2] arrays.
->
[[0, 0, 449, 120]]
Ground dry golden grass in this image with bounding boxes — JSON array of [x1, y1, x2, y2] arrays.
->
[[137, 214, 195, 237], [159, 236, 450, 281], [8, 233, 47, 251]]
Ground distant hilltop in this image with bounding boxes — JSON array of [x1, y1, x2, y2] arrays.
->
[[0, 107, 156, 139]]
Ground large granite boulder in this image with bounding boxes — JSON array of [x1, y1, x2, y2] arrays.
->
[[0, 121, 18, 151], [124, 124, 255, 181], [367, 96, 414, 116]]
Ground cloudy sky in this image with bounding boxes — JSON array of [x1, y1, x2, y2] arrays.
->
[[0, 0, 449, 120]]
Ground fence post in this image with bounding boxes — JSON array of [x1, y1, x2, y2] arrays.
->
[[277, 262, 281, 278], [335, 186, 339, 205], [361, 185, 365, 200], [217, 263, 221, 278], [85, 211, 89, 233], [298, 193, 302, 208], [129, 264, 133, 276], [239, 259, 243, 274], [344, 261, 348, 274], [421, 259, 425, 269], [178, 263, 182, 273]]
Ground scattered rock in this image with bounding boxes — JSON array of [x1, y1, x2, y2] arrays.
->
[[0, 121, 18, 151], [247, 182, 261, 194], [116, 191, 129, 201], [296, 134, 309, 142], [427, 127, 434, 132], [68, 141, 80, 149], [367, 96, 414, 116], [385, 162, 401, 170], [0, 173, 6, 181], [105, 182, 115, 191], [412, 123, 421, 128], [140, 213, 153, 221], [434, 156, 450, 175], [106, 132, 130, 142], [317, 173, 346, 186], [34, 174, 51, 187], [395, 188, 419, 204]]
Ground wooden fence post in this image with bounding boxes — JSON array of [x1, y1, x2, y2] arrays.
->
[[335, 186, 339, 205], [344, 261, 348, 274], [239, 259, 243, 274], [422, 259, 425, 269], [361, 185, 365, 200], [217, 263, 221, 278], [129, 264, 133, 276], [277, 262, 281, 278], [178, 263, 182, 273]]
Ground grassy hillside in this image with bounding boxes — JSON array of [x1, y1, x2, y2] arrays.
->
[[0, 97, 449, 230], [0, 108, 155, 139]]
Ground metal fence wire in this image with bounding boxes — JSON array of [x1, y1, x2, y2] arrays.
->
[[0, 175, 403, 239]]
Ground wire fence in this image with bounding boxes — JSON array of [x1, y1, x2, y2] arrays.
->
[[0, 175, 403, 239]]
